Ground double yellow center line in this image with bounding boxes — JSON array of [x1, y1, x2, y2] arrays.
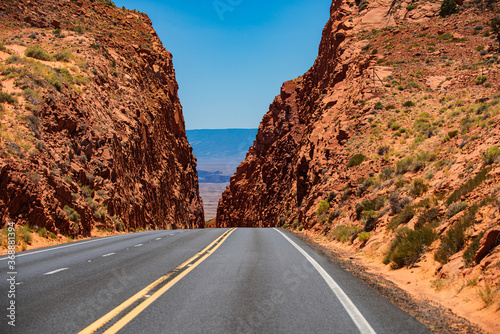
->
[[79, 228, 237, 334]]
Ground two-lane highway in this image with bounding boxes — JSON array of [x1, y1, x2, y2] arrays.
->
[[1, 228, 430, 333]]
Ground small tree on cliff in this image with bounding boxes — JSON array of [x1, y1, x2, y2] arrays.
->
[[440, 0, 458, 17], [491, 17, 500, 51]]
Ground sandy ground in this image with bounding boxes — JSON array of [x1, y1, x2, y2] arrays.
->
[[199, 182, 229, 221], [296, 229, 499, 334]]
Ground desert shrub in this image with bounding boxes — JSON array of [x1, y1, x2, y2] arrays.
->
[[483, 146, 499, 165], [446, 167, 491, 205], [81, 185, 93, 198], [403, 100, 416, 107], [356, 196, 385, 220], [478, 283, 497, 307], [475, 75, 487, 85], [74, 25, 85, 34], [463, 232, 484, 267], [396, 157, 414, 175], [328, 210, 341, 223], [111, 216, 125, 232], [374, 101, 384, 110], [16, 224, 33, 245], [358, 0, 369, 11], [25, 45, 52, 61], [347, 154, 366, 167], [389, 194, 411, 214], [317, 200, 330, 216], [384, 227, 437, 269], [358, 231, 371, 242], [94, 205, 107, 220], [446, 201, 468, 218], [409, 178, 428, 197], [439, 0, 458, 17], [415, 207, 440, 229], [380, 167, 394, 181], [435, 205, 479, 264], [37, 227, 47, 238], [331, 224, 362, 243], [63, 205, 81, 223], [327, 191, 336, 202], [388, 204, 415, 230], [5, 55, 21, 64], [53, 50, 72, 62], [0, 92, 17, 104], [377, 145, 390, 155], [388, 119, 401, 131]]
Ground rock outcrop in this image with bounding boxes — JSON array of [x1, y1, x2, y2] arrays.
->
[[216, 0, 500, 297], [0, 0, 204, 237]]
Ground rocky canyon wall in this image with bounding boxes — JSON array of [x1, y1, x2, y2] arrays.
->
[[0, 0, 204, 237]]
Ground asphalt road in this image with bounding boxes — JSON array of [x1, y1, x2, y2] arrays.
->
[[0, 228, 430, 333]]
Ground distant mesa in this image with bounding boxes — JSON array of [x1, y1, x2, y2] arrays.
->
[[198, 170, 230, 183], [186, 128, 258, 160]]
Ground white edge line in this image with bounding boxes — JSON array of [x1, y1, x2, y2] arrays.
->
[[43, 267, 69, 275], [134, 244, 143, 247], [274, 228, 377, 334], [102, 253, 115, 257], [0, 235, 123, 261]]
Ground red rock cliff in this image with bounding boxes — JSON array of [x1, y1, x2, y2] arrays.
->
[[0, 0, 204, 236]]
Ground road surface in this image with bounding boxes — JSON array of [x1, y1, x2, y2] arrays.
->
[[0, 228, 430, 333]]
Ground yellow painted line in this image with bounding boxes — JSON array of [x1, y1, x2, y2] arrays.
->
[[79, 228, 236, 334]]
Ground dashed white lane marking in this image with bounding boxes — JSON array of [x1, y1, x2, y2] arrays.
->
[[102, 253, 115, 257], [0, 235, 122, 261], [43, 268, 69, 276], [134, 244, 143, 247], [155, 238, 162, 240]]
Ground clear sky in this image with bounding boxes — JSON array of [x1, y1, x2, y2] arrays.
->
[[113, 0, 331, 130]]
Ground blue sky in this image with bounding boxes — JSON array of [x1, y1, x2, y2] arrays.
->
[[113, 0, 331, 130]]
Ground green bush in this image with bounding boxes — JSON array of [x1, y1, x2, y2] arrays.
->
[[374, 101, 384, 110], [409, 178, 428, 197], [5, 55, 21, 64], [415, 207, 440, 229], [435, 205, 479, 264], [37, 227, 47, 238], [384, 227, 437, 269], [328, 210, 341, 223], [388, 205, 415, 230], [17, 224, 33, 245], [316, 200, 330, 216], [25, 45, 52, 61], [358, 232, 371, 242], [439, 0, 458, 17], [446, 201, 468, 218], [380, 167, 394, 181], [0, 92, 17, 104], [403, 100, 416, 107], [396, 157, 414, 175], [483, 146, 499, 165], [331, 224, 361, 243], [475, 75, 487, 85], [347, 154, 366, 167], [327, 191, 336, 202], [463, 232, 484, 267], [63, 205, 81, 223], [446, 167, 491, 205], [53, 50, 72, 62], [356, 196, 385, 219]]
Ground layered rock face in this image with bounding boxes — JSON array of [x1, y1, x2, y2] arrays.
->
[[216, 0, 500, 284], [0, 0, 204, 236]]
